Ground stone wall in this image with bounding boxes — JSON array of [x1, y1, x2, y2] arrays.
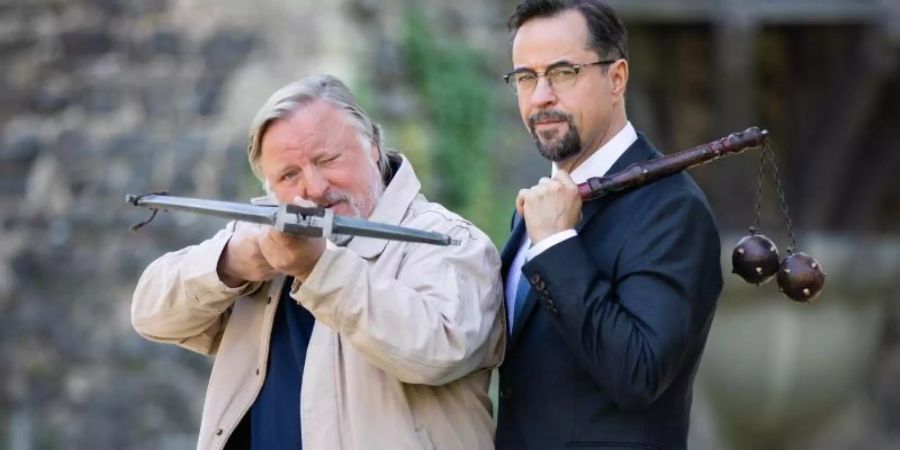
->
[[0, 0, 359, 448]]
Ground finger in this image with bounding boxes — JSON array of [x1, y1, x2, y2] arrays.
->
[[235, 220, 260, 235], [552, 168, 577, 188], [256, 224, 271, 240], [531, 180, 560, 197], [253, 240, 278, 273], [554, 170, 581, 199], [268, 228, 302, 248], [258, 227, 285, 253], [259, 227, 277, 248], [255, 231, 275, 263], [516, 189, 528, 216], [292, 196, 316, 207], [537, 177, 552, 185]]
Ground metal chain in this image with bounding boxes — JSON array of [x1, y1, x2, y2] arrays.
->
[[751, 143, 766, 235], [763, 140, 798, 253]]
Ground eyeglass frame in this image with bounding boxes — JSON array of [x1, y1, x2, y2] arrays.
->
[[502, 59, 618, 94]]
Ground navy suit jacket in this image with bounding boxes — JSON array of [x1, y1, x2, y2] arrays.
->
[[495, 134, 723, 450]]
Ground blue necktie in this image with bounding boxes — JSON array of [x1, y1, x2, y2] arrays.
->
[[512, 273, 531, 328]]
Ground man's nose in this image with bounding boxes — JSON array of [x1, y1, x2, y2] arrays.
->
[[301, 168, 330, 204], [528, 76, 557, 109]]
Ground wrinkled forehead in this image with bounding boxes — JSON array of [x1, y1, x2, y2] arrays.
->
[[511, 10, 593, 70], [262, 101, 360, 155]]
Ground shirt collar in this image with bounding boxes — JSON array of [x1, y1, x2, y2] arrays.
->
[[551, 121, 637, 182]]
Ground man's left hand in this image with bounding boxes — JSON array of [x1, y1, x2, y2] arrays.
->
[[516, 169, 582, 244], [258, 227, 326, 282], [258, 197, 327, 281]]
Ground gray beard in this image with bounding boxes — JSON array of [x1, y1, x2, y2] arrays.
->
[[329, 164, 386, 247], [528, 111, 582, 162], [533, 125, 582, 162]]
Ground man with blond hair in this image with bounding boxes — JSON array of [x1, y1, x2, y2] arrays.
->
[[132, 75, 504, 450]]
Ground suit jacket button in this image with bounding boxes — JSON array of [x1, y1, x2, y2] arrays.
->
[[544, 299, 558, 314], [500, 387, 512, 399], [530, 274, 541, 284]]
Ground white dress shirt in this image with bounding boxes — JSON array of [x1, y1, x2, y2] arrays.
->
[[505, 121, 638, 330]]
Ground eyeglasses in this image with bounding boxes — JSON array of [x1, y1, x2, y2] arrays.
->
[[503, 60, 617, 94]]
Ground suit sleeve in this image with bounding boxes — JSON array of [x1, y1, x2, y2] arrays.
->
[[521, 190, 722, 409]]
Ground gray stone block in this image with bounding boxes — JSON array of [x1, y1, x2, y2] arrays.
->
[[194, 76, 223, 117], [2, 132, 43, 164], [80, 82, 122, 113], [29, 82, 72, 113], [140, 82, 178, 119], [201, 29, 256, 75], [59, 28, 115, 59], [129, 29, 181, 61]]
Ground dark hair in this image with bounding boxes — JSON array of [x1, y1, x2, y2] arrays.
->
[[508, 0, 628, 61]]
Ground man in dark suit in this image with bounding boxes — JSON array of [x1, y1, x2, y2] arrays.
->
[[495, 2, 723, 449]]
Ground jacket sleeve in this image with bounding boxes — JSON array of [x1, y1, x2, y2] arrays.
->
[[293, 218, 505, 386], [521, 191, 722, 409], [131, 225, 263, 356]]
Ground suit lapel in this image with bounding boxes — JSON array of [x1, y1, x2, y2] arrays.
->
[[500, 214, 526, 281], [509, 281, 538, 347], [577, 134, 658, 230]]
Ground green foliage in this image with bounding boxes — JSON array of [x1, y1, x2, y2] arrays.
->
[[401, 6, 495, 219]]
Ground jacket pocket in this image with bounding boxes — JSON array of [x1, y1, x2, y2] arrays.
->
[[564, 442, 659, 450]]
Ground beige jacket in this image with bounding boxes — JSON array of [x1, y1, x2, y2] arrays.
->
[[132, 158, 505, 450]]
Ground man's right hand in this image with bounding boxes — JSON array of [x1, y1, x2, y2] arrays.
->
[[217, 222, 279, 288]]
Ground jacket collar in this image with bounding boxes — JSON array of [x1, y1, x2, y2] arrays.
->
[[500, 214, 525, 280], [345, 155, 421, 259], [552, 121, 637, 184], [577, 133, 658, 230]]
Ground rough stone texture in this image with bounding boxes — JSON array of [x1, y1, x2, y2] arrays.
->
[[0, 0, 361, 448]]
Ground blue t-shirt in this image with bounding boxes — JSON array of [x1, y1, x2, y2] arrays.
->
[[249, 277, 316, 450]]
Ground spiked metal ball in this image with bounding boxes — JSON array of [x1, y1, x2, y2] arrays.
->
[[732, 234, 780, 285], [777, 252, 826, 302]]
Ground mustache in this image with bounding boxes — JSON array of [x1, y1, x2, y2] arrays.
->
[[322, 190, 352, 207], [527, 110, 572, 129], [323, 189, 371, 220]]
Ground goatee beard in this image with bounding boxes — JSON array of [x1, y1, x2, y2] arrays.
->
[[528, 110, 582, 162]]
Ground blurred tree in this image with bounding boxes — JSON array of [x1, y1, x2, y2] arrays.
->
[[401, 5, 498, 224]]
